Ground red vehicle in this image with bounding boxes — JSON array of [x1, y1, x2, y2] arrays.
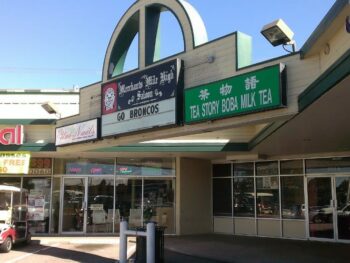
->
[[0, 185, 31, 253]]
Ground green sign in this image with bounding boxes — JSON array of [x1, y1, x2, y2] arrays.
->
[[185, 64, 286, 123]]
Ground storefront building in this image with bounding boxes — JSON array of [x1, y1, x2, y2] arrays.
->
[[1, 0, 349, 243], [54, 0, 350, 242], [0, 89, 79, 235]]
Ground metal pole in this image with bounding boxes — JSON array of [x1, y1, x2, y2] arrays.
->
[[146, 222, 156, 263], [119, 220, 128, 263]]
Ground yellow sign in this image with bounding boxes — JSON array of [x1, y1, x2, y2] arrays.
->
[[0, 151, 31, 174]]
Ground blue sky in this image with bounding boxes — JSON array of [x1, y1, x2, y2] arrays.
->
[[0, 0, 335, 89]]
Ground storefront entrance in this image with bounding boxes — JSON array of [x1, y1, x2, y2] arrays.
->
[[308, 176, 350, 242], [61, 177, 87, 234], [60, 176, 115, 234]]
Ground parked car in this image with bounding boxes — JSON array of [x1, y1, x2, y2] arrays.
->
[[338, 203, 350, 217], [312, 206, 333, 223], [310, 203, 350, 223]]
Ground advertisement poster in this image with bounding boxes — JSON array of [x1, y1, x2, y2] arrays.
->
[[0, 151, 31, 174], [28, 190, 45, 221]]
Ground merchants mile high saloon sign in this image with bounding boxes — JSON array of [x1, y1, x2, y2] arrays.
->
[[185, 64, 286, 123], [101, 59, 182, 137]]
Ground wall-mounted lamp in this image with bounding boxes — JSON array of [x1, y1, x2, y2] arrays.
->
[[41, 102, 61, 118], [261, 19, 296, 53]]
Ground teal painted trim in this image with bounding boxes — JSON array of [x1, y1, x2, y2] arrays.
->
[[102, 0, 141, 81], [299, 49, 350, 111], [91, 143, 248, 153], [110, 11, 140, 78], [0, 143, 56, 152], [248, 121, 288, 150], [145, 6, 162, 65], [0, 119, 56, 125], [300, 0, 348, 58], [236, 31, 252, 69]]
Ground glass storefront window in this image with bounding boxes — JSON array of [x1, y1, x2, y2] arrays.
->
[[116, 158, 142, 176], [336, 177, 350, 240], [0, 177, 21, 188], [144, 179, 175, 234], [280, 160, 303, 175], [54, 159, 115, 175], [0, 178, 23, 223], [115, 179, 143, 228], [213, 178, 232, 216], [234, 163, 254, 177], [23, 178, 52, 234], [256, 161, 278, 176], [50, 177, 61, 233], [281, 176, 305, 219], [142, 158, 175, 176], [233, 177, 254, 217], [306, 157, 350, 174], [256, 177, 280, 218], [308, 177, 334, 238], [212, 164, 231, 178], [0, 183, 25, 224], [116, 158, 175, 177], [87, 177, 114, 234]]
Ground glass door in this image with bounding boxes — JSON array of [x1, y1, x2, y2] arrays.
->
[[335, 176, 350, 241], [61, 178, 87, 234], [307, 177, 335, 239]]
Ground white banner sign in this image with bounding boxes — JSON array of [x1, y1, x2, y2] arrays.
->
[[102, 98, 176, 137], [0, 151, 30, 174], [56, 119, 99, 146]]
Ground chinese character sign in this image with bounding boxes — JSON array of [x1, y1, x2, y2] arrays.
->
[[185, 64, 286, 123]]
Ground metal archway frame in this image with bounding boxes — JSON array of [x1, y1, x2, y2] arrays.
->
[[102, 0, 208, 80]]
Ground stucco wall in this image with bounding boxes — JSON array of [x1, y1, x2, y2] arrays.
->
[[177, 157, 212, 235], [57, 82, 101, 127]]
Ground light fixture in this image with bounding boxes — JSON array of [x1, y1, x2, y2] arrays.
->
[[41, 102, 61, 118], [261, 19, 296, 53]]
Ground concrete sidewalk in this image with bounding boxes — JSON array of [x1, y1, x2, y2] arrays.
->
[[29, 235, 349, 263], [164, 234, 349, 263]]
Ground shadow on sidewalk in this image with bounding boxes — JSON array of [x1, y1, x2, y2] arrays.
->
[[13, 241, 116, 263]]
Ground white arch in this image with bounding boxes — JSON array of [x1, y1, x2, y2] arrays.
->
[[102, 0, 208, 81]]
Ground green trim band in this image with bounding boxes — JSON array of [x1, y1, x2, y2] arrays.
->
[[298, 49, 350, 111], [0, 119, 56, 125], [92, 143, 248, 153], [0, 143, 56, 152], [236, 31, 252, 69]]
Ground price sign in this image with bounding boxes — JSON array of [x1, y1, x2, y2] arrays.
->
[[28, 158, 52, 175]]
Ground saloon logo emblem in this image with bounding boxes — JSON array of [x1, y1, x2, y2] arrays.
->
[[102, 82, 117, 115], [104, 87, 116, 111]]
